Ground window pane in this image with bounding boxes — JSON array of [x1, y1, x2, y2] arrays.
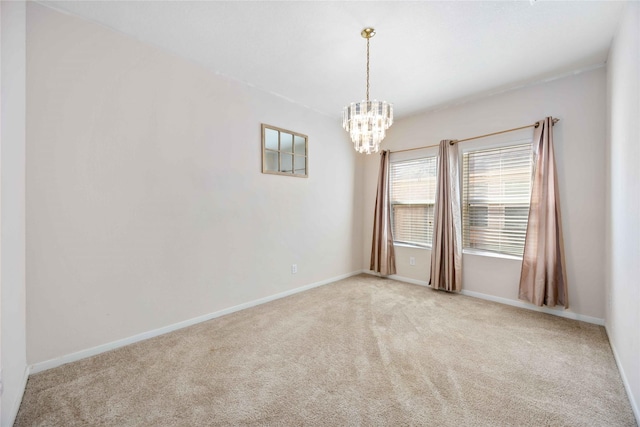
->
[[462, 143, 532, 257], [390, 158, 437, 204], [294, 135, 306, 155], [265, 128, 279, 151], [294, 155, 306, 175], [280, 132, 293, 153], [389, 157, 437, 247], [280, 153, 293, 173], [264, 150, 278, 172], [392, 204, 434, 246]]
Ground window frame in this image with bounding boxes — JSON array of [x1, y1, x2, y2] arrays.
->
[[388, 148, 439, 249], [459, 134, 534, 260], [261, 123, 308, 178]]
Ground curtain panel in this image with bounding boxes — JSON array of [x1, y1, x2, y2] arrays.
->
[[519, 117, 568, 308], [429, 140, 462, 292], [370, 150, 397, 276]]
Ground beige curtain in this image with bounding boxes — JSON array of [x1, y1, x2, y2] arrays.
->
[[519, 117, 568, 308], [429, 140, 462, 292], [370, 150, 396, 276]]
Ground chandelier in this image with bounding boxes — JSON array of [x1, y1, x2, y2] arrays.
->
[[343, 28, 393, 154]]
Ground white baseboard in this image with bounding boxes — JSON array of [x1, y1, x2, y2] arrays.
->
[[364, 270, 604, 325], [389, 274, 429, 287], [6, 365, 30, 427], [30, 270, 363, 375], [605, 325, 640, 424], [363, 270, 429, 286], [460, 289, 604, 325]]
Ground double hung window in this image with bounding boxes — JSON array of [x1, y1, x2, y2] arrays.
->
[[389, 157, 438, 247], [462, 143, 533, 257]]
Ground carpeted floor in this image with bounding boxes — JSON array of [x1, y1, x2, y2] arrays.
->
[[15, 274, 637, 426]]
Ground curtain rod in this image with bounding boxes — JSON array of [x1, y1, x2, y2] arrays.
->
[[390, 118, 559, 154]]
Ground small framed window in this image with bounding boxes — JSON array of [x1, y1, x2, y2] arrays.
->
[[262, 124, 308, 178]]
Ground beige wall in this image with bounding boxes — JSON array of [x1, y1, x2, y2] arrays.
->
[[26, 3, 363, 365], [12, 1, 639, 422], [606, 1, 640, 420], [363, 67, 607, 320]]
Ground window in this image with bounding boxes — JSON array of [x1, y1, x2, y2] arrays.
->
[[262, 124, 308, 177], [389, 157, 438, 247], [462, 143, 532, 257]]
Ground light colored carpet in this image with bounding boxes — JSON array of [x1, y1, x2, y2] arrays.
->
[[15, 274, 637, 426]]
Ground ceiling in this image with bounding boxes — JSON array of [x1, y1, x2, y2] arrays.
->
[[39, 1, 626, 119]]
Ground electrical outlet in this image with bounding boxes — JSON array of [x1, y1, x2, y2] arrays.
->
[[409, 257, 416, 266], [291, 264, 297, 274]]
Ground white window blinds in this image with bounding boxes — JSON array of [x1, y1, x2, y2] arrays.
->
[[389, 157, 438, 247], [462, 143, 533, 257]]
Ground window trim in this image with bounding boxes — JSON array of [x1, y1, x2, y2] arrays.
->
[[389, 149, 438, 249], [459, 135, 534, 259]]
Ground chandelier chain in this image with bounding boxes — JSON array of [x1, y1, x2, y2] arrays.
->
[[366, 36, 370, 101]]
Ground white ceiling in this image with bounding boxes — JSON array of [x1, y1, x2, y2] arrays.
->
[[39, 1, 626, 119]]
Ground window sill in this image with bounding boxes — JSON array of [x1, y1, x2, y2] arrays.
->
[[394, 242, 431, 250], [462, 248, 522, 261], [392, 245, 522, 260]]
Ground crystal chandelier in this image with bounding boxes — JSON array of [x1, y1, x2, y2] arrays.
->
[[343, 28, 393, 154]]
